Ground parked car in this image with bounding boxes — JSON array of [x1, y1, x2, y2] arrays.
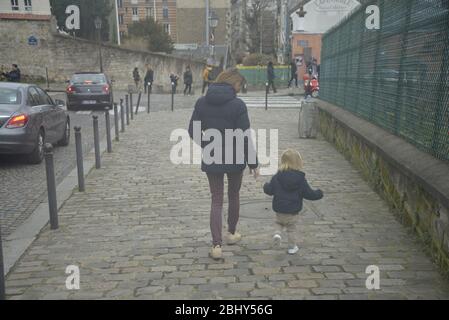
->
[[0, 82, 70, 164], [66, 72, 113, 111]]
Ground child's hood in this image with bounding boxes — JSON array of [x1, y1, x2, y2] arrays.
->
[[276, 170, 305, 192]]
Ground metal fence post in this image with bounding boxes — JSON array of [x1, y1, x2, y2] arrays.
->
[[125, 95, 130, 125], [147, 88, 151, 114], [130, 93, 134, 120], [120, 99, 125, 133], [105, 108, 112, 153], [93, 115, 101, 169], [44, 143, 59, 230], [113, 103, 120, 141], [171, 82, 175, 112], [135, 92, 142, 115], [0, 224, 5, 300], [74, 127, 85, 192], [265, 82, 269, 111]]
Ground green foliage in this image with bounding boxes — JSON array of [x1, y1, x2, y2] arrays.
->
[[50, 0, 113, 41], [125, 19, 174, 54]]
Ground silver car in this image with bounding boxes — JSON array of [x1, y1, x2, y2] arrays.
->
[[0, 82, 70, 164]]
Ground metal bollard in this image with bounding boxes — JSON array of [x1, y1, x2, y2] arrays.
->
[[147, 87, 151, 114], [171, 82, 175, 112], [125, 95, 130, 125], [265, 82, 269, 111], [93, 115, 101, 169], [0, 224, 5, 300], [74, 127, 85, 192], [113, 103, 120, 141], [44, 143, 59, 230], [135, 92, 142, 115], [105, 108, 112, 153], [120, 99, 125, 133], [130, 93, 134, 120]]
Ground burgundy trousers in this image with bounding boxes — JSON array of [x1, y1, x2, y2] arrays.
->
[[207, 171, 244, 246]]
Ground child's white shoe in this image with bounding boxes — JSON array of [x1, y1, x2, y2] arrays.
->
[[272, 234, 282, 248], [287, 245, 299, 255]]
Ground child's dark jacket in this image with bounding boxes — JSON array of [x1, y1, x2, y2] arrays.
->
[[263, 170, 323, 214]]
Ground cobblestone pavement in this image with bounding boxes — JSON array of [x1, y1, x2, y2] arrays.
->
[[0, 91, 198, 237], [4, 99, 449, 300]]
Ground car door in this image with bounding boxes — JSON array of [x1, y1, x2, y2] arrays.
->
[[38, 87, 66, 139], [27, 87, 51, 138], [33, 86, 57, 143]]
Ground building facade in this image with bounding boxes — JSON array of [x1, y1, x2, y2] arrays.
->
[[176, 0, 231, 47], [0, 0, 51, 20], [288, 0, 360, 76], [116, 0, 177, 41]]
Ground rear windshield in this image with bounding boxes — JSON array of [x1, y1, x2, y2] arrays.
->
[[0, 88, 21, 105], [71, 74, 107, 85]]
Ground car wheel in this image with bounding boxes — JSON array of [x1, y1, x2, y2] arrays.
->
[[26, 129, 45, 165], [58, 120, 70, 146]]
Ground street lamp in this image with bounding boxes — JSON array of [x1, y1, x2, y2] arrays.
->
[[94, 16, 104, 73], [209, 11, 219, 62]]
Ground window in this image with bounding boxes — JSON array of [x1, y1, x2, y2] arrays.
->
[[298, 40, 309, 48], [10, 0, 19, 11], [132, 7, 139, 21], [117, 0, 123, 8], [163, 7, 169, 19], [146, 7, 153, 18], [24, 0, 32, 11], [0, 88, 21, 105], [28, 88, 41, 106], [163, 23, 170, 35], [119, 14, 124, 25], [35, 87, 54, 105], [131, 0, 138, 4]]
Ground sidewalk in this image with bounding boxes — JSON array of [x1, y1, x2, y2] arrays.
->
[[5, 105, 449, 300]]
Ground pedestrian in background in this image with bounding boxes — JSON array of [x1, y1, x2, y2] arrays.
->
[[170, 73, 179, 94], [264, 149, 323, 255], [267, 61, 277, 94], [133, 67, 141, 90], [188, 68, 259, 260], [288, 59, 298, 88], [3, 64, 21, 83], [144, 65, 154, 94], [183, 66, 193, 96], [202, 65, 212, 95]]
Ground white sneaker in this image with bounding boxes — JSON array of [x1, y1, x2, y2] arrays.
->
[[287, 245, 299, 255], [273, 234, 282, 248]]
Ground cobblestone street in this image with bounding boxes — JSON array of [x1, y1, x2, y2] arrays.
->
[[4, 102, 449, 300]]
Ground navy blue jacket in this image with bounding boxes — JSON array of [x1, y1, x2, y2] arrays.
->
[[264, 170, 323, 214], [188, 83, 258, 174]]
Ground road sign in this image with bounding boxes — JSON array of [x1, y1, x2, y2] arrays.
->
[[28, 36, 38, 46]]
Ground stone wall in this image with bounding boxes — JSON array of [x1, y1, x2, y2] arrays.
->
[[316, 100, 449, 275], [0, 18, 205, 93]]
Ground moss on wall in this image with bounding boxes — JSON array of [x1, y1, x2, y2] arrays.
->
[[319, 110, 449, 277]]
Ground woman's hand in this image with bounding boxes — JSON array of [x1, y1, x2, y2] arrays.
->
[[250, 168, 260, 180]]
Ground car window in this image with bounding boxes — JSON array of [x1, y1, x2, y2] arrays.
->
[[71, 74, 107, 85], [0, 87, 21, 105], [35, 87, 54, 105], [28, 87, 41, 106]]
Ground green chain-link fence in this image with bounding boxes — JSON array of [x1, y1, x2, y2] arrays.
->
[[320, 0, 449, 162]]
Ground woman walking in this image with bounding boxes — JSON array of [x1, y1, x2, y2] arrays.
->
[[188, 68, 259, 260]]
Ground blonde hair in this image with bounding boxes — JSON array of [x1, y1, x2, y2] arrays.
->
[[279, 149, 304, 172], [215, 68, 245, 87]]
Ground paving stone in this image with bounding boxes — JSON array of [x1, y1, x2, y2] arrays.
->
[[4, 107, 449, 300]]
